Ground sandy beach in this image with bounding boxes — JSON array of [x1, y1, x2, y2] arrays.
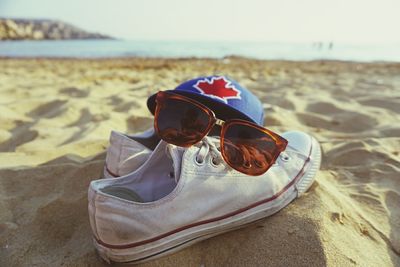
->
[[0, 57, 399, 266]]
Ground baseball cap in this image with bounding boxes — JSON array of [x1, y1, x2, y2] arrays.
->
[[147, 76, 264, 125]]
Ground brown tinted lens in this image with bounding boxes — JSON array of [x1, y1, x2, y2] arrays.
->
[[222, 122, 281, 175], [156, 95, 212, 146]]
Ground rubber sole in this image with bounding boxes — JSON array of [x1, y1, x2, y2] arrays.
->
[[94, 190, 296, 264], [296, 136, 321, 196], [94, 136, 322, 264], [98, 217, 278, 265]]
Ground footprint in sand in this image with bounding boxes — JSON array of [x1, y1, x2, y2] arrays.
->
[[0, 122, 38, 152], [126, 116, 153, 133], [28, 100, 68, 119], [324, 140, 399, 168], [357, 97, 400, 114], [113, 101, 141, 113], [299, 102, 378, 133], [107, 94, 141, 113], [59, 87, 89, 98], [306, 101, 344, 115]]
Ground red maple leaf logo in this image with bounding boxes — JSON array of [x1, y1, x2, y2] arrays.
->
[[193, 77, 241, 103]]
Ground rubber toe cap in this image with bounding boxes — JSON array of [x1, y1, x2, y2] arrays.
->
[[281, 131, 312, 155]]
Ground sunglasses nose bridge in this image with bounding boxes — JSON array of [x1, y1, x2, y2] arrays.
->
[[215, 118, 225, 127]]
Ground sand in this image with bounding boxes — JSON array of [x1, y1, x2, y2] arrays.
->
[[0, 57, 399, 267]]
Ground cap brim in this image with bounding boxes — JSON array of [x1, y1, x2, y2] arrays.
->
[[147, 90, 257, 124]]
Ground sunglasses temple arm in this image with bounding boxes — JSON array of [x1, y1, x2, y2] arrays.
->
[[278, 137, 289, 151]]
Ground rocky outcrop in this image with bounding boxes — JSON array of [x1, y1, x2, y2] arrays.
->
[[0, 18, 113, 40]]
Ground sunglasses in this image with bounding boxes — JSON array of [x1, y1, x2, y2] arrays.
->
[[154, 91, 288, 176]]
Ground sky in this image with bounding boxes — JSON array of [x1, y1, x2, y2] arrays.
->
[[1, 0, 400, 43]]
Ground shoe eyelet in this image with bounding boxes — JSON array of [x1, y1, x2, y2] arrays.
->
[[243, 161, 252, 169], [194, 156, 205, 166], [210, 157, 220, 167], [280, 153, 290, 162]]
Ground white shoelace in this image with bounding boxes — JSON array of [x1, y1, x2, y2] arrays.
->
[[165, 137, 310, 177], [195, 137, 223, 166], [164, 138, 222, 182], [195, 138, 310, 167]]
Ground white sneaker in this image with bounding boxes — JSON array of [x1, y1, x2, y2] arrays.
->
[[103, 128, 159, 178], [88, 131, 321, 264], [103, 127, 220, 178]]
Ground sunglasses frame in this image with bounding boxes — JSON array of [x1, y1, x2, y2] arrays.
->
[[154, 91, 288, 175]]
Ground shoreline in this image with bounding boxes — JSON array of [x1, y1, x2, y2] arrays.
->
[[1, 40, 400, 62], [1, 56, 400, 64]]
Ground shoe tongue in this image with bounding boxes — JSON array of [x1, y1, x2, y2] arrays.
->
[[208, 136, 221, 148], [165, 144, 186, 183], [164, 137, 221, 183]]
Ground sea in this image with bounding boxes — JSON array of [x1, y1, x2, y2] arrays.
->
[[0, 40, 399, 62]]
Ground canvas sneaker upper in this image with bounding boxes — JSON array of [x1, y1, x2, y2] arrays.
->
[[104, 128, 158, 178], [88, 131, 320, 251]]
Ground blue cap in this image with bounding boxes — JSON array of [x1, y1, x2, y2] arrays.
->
[[147, 76, 264, 125]]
